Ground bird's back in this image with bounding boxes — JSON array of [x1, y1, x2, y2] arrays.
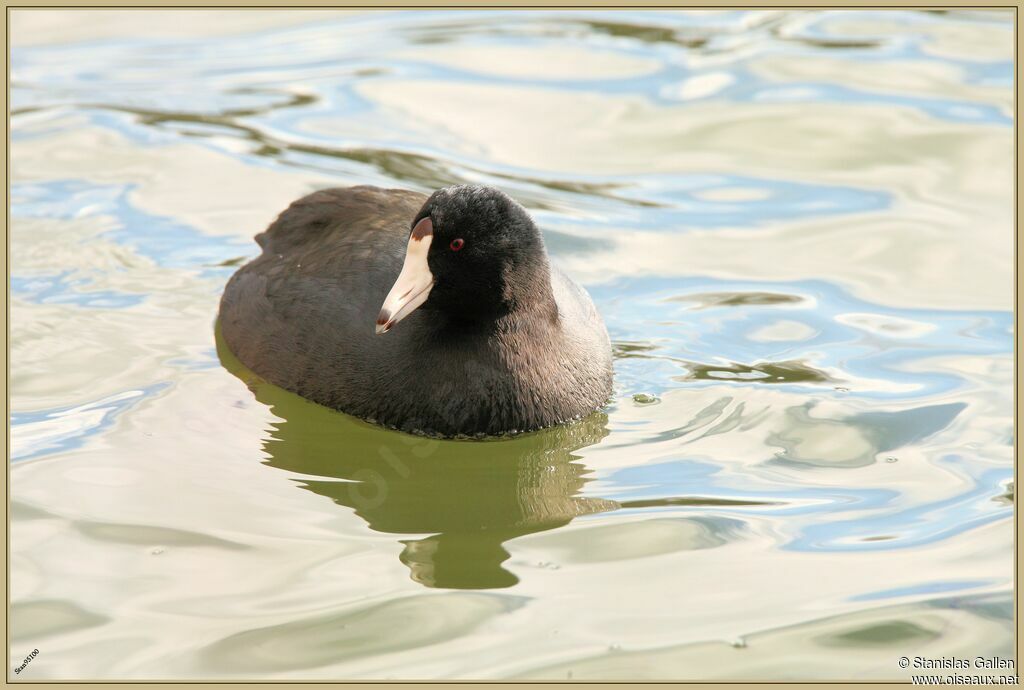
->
[[219, 186, 426, 407]]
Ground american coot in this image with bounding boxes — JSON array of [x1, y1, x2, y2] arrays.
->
[[218, 184, 613, 437]]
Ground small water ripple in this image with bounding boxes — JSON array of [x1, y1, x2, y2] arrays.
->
[[10, 384, 168, 462]]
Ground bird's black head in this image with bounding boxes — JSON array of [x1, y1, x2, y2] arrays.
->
[[376, 185, 553, 333]]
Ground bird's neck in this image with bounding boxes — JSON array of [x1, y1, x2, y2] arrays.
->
[[501, 254, 558, 320]]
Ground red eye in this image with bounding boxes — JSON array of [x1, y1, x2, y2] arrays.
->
[[449, 238, 465, 251]]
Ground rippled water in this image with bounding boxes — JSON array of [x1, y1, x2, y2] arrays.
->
[[10, 9, 1014, 680]]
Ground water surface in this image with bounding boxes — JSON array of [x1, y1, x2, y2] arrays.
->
[[10, 9, 1014, 680]]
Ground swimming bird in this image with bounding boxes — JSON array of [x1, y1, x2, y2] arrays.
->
[[218, 184, 613, 437]]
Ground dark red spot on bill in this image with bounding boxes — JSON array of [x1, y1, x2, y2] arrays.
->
[[411, 217, 433, 241]]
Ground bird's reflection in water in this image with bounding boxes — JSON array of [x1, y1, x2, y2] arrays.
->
[[217, 326, 618, 589]]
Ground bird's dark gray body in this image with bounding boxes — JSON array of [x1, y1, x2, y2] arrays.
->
[[218, 185, 613, 437]]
